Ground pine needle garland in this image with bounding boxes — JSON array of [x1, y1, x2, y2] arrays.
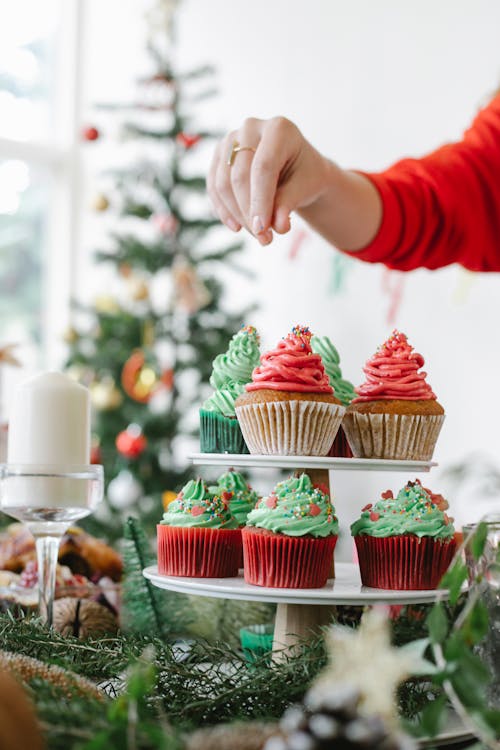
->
[[121, 517, 192, 639]]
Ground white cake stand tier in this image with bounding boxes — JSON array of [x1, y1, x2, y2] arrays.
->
[[146, 453, 444, 655], [189, 453, 437, 472]]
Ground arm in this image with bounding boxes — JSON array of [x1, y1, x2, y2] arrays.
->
[[207, 96, 500, 271]]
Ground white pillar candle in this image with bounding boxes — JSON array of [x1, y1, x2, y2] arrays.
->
[[8, 372, 90, 466], [4, 372, 91, 511]]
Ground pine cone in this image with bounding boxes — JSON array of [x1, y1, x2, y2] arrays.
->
[[52, 598, 118, 638], [263, 685, 415, 750]]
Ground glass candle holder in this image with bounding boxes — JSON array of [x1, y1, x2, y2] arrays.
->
[[0, 463, 103, 627]]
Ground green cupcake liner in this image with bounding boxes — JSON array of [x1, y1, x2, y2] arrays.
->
[[199, 409, 249, 454]]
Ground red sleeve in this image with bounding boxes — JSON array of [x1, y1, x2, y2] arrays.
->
[[341, 94, 500, 272]]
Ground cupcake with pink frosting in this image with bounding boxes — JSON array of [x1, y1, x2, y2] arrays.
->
[[235, 325, 345, 455], [342, 330, 444, 460]]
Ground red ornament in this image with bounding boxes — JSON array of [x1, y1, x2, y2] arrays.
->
[[152, 213, 178, 235], [116, 426, 148, 459], [90, 444, 102, 464], [176, 132, 201, 149], [121, 350, 158, 403], [82, 126, 100, 142]]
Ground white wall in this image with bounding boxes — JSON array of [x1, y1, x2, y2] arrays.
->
[[82, 0, 500, 551]]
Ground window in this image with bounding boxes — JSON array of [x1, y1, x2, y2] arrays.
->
[[0, 0, 82, 378]]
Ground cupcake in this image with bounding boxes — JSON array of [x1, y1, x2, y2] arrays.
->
[[210, 469, 259, 526], [157, 478, 241, 577], [199, 325, 260, 453], [311, 334, 356, 457], [351, 479, 456, 590], [235, 326, 345, 456], [342, 330, 444, 460], [210, 468, 260, 569], [242, 473, 338, 588]]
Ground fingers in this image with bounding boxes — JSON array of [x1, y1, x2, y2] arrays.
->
[[250, 117, 294, 236], [207, 138, 244, 232]]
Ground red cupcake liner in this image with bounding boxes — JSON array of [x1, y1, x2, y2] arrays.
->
[[242, 526, 337, 588], [157, 525, 242, 578], [354, 534, 456, 590], [328, 426, 353, 458]]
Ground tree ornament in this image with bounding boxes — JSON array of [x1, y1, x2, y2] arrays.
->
[[121, 350, 159, 403], [90, 377, 123, 411], [91, 193, 110, 212], [152, 212, 178, 235], [162, 490, 177, 509], [116, 424, 147, 459], [63, 326, 79, 344], [52, 597, 118, 638], [82, 125, 100, 141], [176, 132, 201, 149], [172, 256, 211, 314], [90, 437, 102, 465], [0, 671, 45, 750], [125, 275, 149, 302], [94, 294, 120, 314], [107, 470, 143, 509], [308, 608, 417, 727]]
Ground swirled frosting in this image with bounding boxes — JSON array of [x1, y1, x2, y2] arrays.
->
[[201, 379, 244, 417], [209, 325, 261, 389], [350, 480, 454, 539], [246, 473, 338, 537], [209, 469, 259, 525], [160, 478, 239, 529], [246, 325, 333, 393], [353, 330, 437, 402], [311, 335, 356, 405]]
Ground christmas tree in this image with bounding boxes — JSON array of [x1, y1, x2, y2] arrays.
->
[[65, 3, 250, 541]]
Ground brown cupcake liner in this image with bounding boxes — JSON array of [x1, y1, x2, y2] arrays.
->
[[342, 412, 444, 460], [235, 399, 345, 456], [157, 525, 242, 578], [354, 534, 456, 590], [242, 526, 337, 588]]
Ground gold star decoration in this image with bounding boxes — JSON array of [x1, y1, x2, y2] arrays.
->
[[308, 608, 420, 726]]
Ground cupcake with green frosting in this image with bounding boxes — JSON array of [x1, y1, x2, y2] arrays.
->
[[242, 473, 338, 588], [351, 479, 456, 590], [200, 326, 260, 454], [209, 469, 259, 526], [311, 335, 356, 457], [157, 478, 241, 577]]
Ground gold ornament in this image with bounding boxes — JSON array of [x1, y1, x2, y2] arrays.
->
[[53, 597, 118, 639], [308, 608, 417, 726], [90, 378, 123, 411], [0, 343, 21, 368], [126, 276, 149, 302], [94, 294, 120, 314], [0, 649, 104, 701], [91, 193, 110, 212], [162, 490, 178, 509], [0, 671, 44, 750], [121, 350, 159, 403], [63, 326, 79, 344]]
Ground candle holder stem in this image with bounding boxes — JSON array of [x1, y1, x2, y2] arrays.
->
[[34, 534, 62, 627]]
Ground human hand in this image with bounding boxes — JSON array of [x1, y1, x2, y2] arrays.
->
[[207, 117, 331, 245]]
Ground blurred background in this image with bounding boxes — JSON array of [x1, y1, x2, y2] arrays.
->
[[1, 0, 499, 555]]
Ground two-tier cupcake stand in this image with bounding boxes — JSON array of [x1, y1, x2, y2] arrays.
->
[[144, 453, 449, 656]]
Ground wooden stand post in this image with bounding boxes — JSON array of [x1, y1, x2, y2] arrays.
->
[[272, 602, 336, 660]]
